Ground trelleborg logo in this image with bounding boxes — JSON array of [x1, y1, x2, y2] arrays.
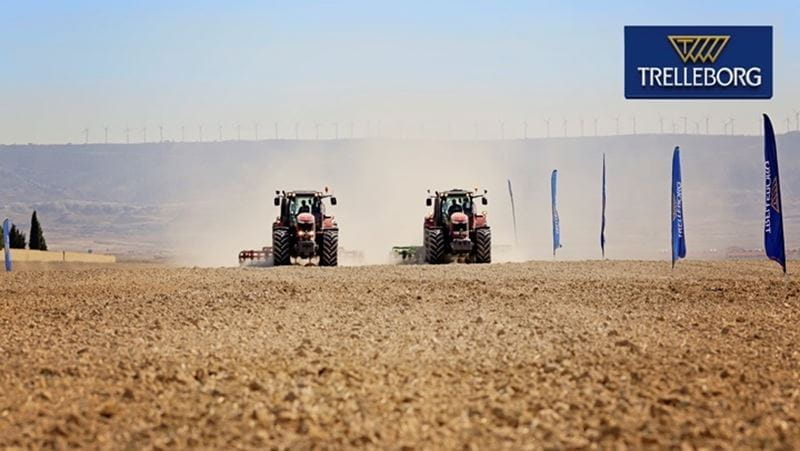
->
[[770, 177, 781, 213], [624, 26, 772, 99], [667, 35, 729, 63]]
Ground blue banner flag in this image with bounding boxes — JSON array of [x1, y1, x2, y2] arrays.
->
[[551, 170, 561, 256], [763, 114, 786, 273], [601, 154, 606, 258], [671, 147, 686, 268], [3, 219, 11, 272]]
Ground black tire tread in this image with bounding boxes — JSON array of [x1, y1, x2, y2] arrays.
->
[[319, 230, 338, 267], [473, 227, 491, 264], [425, 228, 444, 264], [272, 228, 290, 266]]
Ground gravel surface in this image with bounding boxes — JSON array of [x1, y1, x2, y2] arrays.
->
[[1, 261, 798, 449]]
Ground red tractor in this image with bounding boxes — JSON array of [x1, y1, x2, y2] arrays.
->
[[271, 189, 339, 266], [423, 189, 491, 264]]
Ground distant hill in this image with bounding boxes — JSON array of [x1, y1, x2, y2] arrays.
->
[[1, 133, 798, 265]]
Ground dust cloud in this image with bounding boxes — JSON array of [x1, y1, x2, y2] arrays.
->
[[162, 132, 800, 267]]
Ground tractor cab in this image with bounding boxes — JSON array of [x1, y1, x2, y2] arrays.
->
[[441, 193, 472, 223], [288, 194, 323, 224], [428, 189, 485, 226], [276, 191, 332, 228]]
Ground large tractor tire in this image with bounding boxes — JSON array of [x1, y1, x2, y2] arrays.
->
[[472, 227, 491, 264], [424, 228, 445, 264], [319, 229, 338, 267], [272, 228, 291, 266]]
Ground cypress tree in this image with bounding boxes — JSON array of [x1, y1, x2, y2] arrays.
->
[[9, 224, 26, 249], [29, 211, 47, 251]]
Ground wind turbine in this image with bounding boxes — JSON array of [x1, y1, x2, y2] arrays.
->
[[705, 115, 710, 135], [82, 128, 89, 144], [500, 121, 505, 140], [198, 124, 203, 142], [159, 124, 164, 143], [218, 124, 222, 141], [729, 117, 735, 135], [562, 118, 567, 137], [141, 127, 147, 143], [544, 118, 551, 138], [693, 121, 700, 134], [181, 125, 185, 142], [103, 126, 108, 144], [723, 119, 729, 135], [333, 122, 339, 140], [787, 117, 792, 133], [613, 115, 620, 135], [235, 123, 241, 141], [672, 121, 677, 134], [658, 115, 665, 134], [593, 117, 598, 136], [350, 121, 354, 139]]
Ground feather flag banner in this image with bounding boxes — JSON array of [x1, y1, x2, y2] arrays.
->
[[601, 154, 606, 258], [763, 114, 786, 273], [671, 147, 687, 268], [551, 170, 562, 256], [3, 219, 11, 272]]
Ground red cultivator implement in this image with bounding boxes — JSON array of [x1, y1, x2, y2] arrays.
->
[[238, 247, 273, 264]]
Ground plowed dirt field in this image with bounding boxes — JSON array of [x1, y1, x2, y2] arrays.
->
[[1, 261, 798, 449]]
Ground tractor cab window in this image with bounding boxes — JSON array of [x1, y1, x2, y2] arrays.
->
[[289, 196, 315, 218], [443, 195, 469, 218], [312, 199, 325, 217]]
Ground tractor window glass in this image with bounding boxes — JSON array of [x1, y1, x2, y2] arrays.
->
[[290, 197, 314, 216], [313, 199, 325, 216], [443, 196, 468, 216]]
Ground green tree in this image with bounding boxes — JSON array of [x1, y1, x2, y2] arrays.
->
[[29, 211, 47, 251], [9, 224, 26, 249]]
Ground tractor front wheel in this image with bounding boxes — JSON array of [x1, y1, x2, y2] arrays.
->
[[424, 228, 444, 264], [272, 229, 290, 266], [319, 229, 338, 267], [472, 228, 491, 264]]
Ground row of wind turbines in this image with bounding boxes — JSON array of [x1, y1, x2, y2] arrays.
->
[[78, 112, 800, 144]]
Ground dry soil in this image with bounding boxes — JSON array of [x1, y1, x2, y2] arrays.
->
[[0, 261, 799, 449]]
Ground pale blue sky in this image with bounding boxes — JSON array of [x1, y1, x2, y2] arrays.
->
[[1, 1, 798, 143]]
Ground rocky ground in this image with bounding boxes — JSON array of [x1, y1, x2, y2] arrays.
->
[[0, 261, 798, 449]]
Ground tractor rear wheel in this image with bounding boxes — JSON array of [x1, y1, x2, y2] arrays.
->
[[272, 228, 290, 266], [319, 230, 338, 267], [424, 228, 444, 264], [473, 228, 491, 263]]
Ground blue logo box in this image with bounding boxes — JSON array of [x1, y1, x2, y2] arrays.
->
[[624, 26, 772, 99]]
